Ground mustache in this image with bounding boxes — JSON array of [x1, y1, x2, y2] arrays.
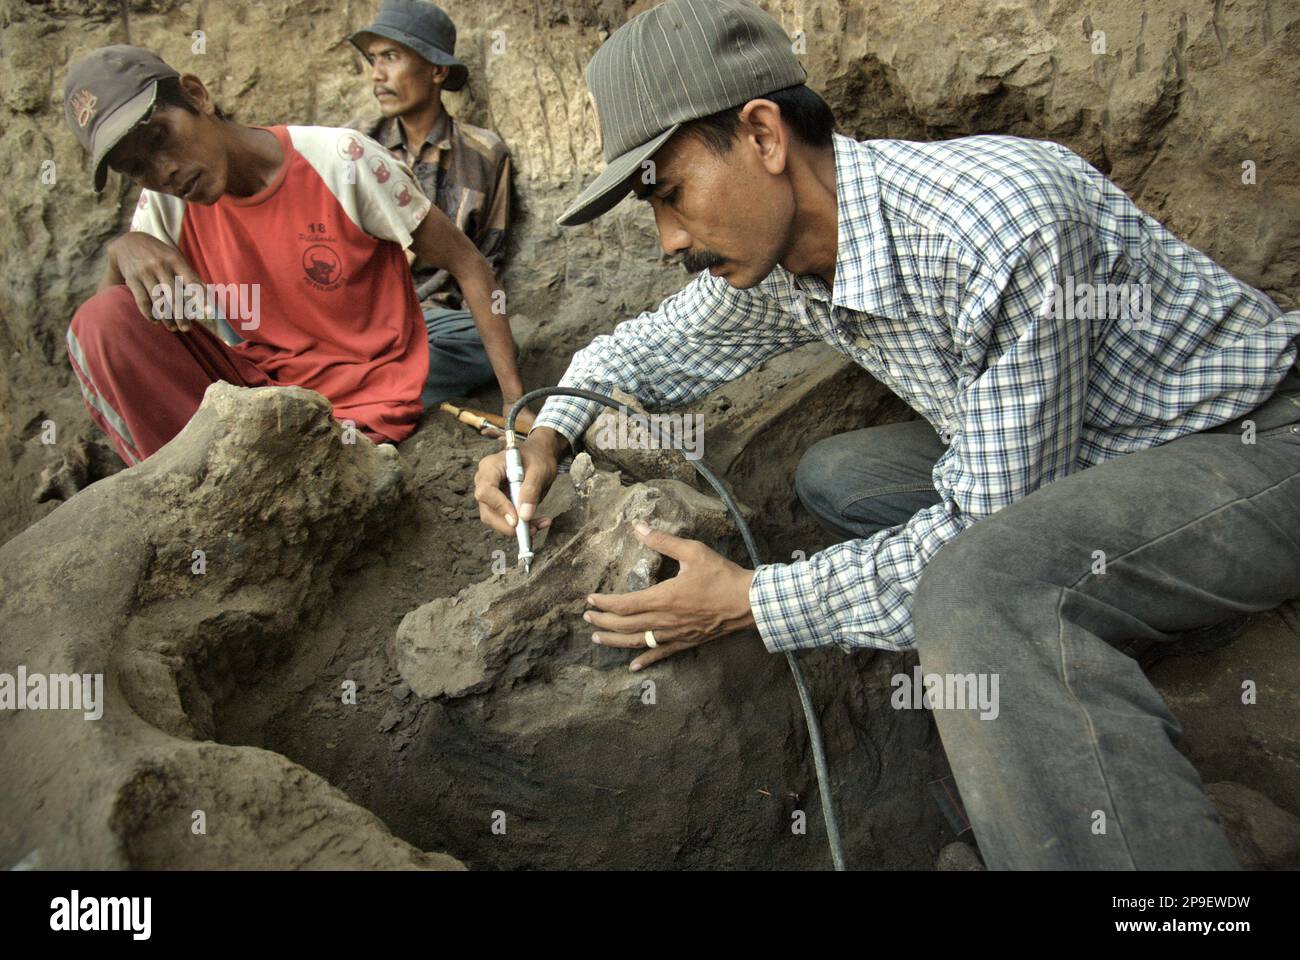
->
[[681, 250, 726, 273]]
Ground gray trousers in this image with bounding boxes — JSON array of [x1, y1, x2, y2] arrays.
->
[[795, 367, 1300, 869], [421, 306, 495, 409]]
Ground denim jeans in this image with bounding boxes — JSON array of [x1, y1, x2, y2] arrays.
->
[[795, 367, 1300, 869], [421, 306, 495, 409]]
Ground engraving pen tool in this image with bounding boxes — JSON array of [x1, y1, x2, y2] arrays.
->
[[504, 428, 533, 573]]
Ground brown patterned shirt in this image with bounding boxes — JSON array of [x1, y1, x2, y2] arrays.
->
[[354, 111, 511, 309]]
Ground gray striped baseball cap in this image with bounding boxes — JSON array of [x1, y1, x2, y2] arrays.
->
[[558, 0, 806, 227]]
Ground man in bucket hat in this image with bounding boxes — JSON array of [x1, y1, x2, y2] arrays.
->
[[473, 0, 1300, 869], [62, 44, 539, 473], [348, 0, 516, 411]]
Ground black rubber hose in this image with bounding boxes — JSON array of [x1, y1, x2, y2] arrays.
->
[[506, 387, 848, 870]]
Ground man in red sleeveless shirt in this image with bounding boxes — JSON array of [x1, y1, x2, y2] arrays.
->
[[62, 45, 536, 467]]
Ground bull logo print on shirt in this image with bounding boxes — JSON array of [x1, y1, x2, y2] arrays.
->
[[336, 134, 366, 161], [370, 157, 391, 183], [302, 244, 343, 289], [392, 182, 413, 207], [70, 89, 98, 127]]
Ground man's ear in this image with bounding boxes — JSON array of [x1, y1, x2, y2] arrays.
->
[[738, 99, 788, 176], [430, 63, 451, 89], [178, 74, 215, 116]]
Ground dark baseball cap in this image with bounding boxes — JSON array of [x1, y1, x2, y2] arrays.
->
[[349, 0, 468, 92], [557, 0, 807, 227], [63, 45, 181, 192]]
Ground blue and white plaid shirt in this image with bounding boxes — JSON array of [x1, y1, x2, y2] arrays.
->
[[535, 133, 1300, 654]]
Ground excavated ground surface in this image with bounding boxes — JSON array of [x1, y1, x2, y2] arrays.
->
[[2, 0, 1298, 869]]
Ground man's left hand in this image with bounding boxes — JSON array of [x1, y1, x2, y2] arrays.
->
[[584, 522, 757, 672]]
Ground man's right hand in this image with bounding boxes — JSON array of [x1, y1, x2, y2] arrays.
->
[[107, 233, 204, 332], [474, 426, 566, 536]]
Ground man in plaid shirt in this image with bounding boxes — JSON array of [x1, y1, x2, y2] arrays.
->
[[474, 0, 1300, 869]]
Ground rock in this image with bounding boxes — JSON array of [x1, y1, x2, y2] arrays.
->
[[569, 450, 596, 491], [32, 429, 123, 503], [394, 467, 743, 700], [1206, 782, 1300, 870], [935, 841, 985, 871], [0, 383, 463, 870], [391, 463, 948, 869]]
